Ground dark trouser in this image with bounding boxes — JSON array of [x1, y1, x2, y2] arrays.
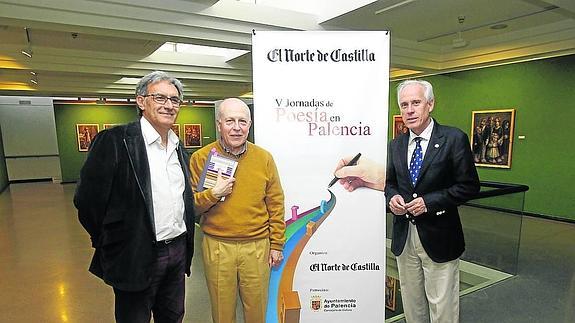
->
[[114, 234, 187, 323]]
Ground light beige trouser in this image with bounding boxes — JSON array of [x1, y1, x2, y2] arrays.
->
[[396, 223, 460, 323], [202, 235, 270, 323]]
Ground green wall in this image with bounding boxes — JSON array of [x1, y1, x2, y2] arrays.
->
[[389, 54, 575, 220], [0, 124, 8, 192], [54, 103, 216, 183], [51, 55, 575, 219], [178, 104, 217, 153]]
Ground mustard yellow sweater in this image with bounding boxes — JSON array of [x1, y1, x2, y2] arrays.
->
[[189, 141, 285, 251]]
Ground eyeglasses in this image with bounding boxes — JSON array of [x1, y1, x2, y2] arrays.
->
[[143, 93, 183, 107]]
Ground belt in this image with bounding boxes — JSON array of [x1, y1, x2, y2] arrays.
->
[[156, 232, 186, 246]]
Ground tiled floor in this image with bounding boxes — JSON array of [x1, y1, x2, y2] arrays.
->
[[1, 182, 574, 322], [460, 214, 575, 323], [0, 182, 221, 323]]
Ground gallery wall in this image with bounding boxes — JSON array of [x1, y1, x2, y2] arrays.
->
[[53, 103, 216, 183], [389, 54, 575, 220], [2, 56, 572, 220]]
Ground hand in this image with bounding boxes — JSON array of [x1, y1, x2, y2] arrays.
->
[[333, 156, 385, 191], [389, 194, 407, 216], [269, 249, 284, 267], [211, 169, 235, 199], [405, 197, 427, 217]]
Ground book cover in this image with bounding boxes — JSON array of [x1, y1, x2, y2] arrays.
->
[[197, 148, 238, 193]]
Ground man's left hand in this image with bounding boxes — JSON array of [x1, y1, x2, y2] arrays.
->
[[405, 197, 427, 217], [269, 250, 284, 267]]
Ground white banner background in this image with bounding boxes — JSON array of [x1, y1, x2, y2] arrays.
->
[[252, 31, 389, 323]]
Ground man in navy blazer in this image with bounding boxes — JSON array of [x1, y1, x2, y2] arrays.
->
[[385, 80, 479, 323], [74, 71, 195, 323]]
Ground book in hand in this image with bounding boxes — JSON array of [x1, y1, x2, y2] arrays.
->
[[197, 148, 238, 200]]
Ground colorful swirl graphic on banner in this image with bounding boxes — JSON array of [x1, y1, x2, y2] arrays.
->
[[266, 190, 337, 323]]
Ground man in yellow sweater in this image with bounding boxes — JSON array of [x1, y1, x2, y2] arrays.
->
[[189, 98, 285, 323]]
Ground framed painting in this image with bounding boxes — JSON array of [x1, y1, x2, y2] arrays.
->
[[103, 124, 118, 130], [470, 109, 516, 168], [171, 124, 181, 138], [76, 124, 99, 152], [392, 115, 408, 139], [183, 124, 202, 148], [385, 276, 397, 311]]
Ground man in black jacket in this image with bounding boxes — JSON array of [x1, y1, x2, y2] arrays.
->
[[386, 80, 479, 323], [74, 71, 195, 323]]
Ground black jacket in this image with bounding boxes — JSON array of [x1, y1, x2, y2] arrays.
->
[[385, 121, 479, 263], [74, 121, 195, 291]]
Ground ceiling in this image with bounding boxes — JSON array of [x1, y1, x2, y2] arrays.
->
[[1, 0, 574, 101]]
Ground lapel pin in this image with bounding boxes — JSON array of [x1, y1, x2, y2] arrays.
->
[[434, 144, 439, 148]]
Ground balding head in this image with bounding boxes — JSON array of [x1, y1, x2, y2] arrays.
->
[[217, 98, 251, 122], [217, 98, 252, 155]]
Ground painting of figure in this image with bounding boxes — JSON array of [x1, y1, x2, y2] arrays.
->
[[184, 124, 202, 148], [76, 124, 99, 152], [470, 109, 515, 168], [392, 115, 408, 139]]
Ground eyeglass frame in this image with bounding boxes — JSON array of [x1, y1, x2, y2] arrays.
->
[[142, 93, 184, 107]]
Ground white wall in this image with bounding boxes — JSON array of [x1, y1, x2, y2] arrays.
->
[[0, 96, 62, 182]]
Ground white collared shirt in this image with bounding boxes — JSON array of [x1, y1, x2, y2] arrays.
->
[[407, 118, 434, 170], [140, 117, 186, 241]]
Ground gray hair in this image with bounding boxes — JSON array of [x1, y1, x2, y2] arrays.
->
[[397, 79, 434, 106], [135, 71, 184, 116]]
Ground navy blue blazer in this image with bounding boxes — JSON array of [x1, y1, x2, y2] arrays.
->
[[385, 121, 479, 263], [74, 121, 195, 291]]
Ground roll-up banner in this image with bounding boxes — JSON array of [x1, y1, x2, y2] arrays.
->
[[253, 31, 390, 323]]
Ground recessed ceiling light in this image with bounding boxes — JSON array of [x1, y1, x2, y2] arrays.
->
[[156, 42, 248, 61], [375, 0, 418, 15], [115, 77, 141, 85], [490, 24, 508, 30], [21, 49, 32, 58]]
